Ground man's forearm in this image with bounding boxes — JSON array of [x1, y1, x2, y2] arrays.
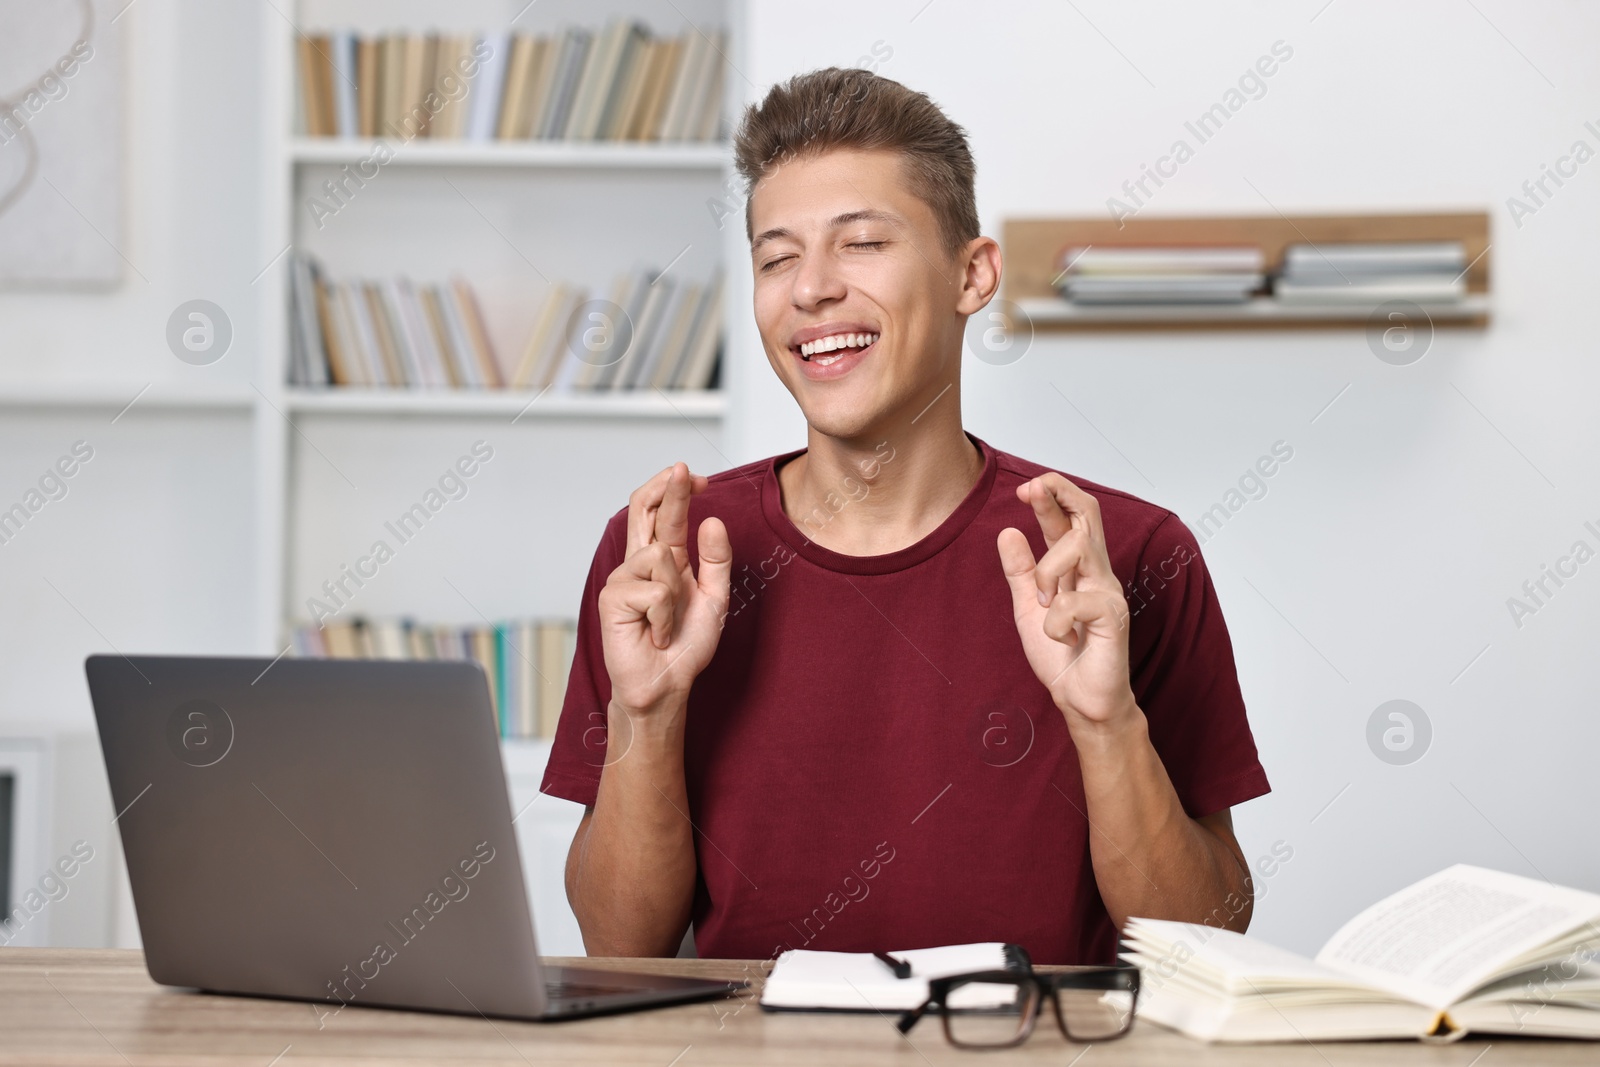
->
[[1073, 705, 1252, 932], [566, 700, 698, 956]]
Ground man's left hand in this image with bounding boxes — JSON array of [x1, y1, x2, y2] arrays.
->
[[998, 473, 1138, 731]]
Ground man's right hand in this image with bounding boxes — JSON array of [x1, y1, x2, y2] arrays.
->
[[571, 464, 725, 953], [598, 462, 732, 716]]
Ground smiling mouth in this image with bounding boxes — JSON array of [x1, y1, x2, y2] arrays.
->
[[797, 331, 879, 366]]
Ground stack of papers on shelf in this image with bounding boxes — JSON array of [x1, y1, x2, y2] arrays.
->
[[1055, 246, 1265, 305], [1273, 241, 1466, 304], [1122, 864, 1600, 1043], [759, 943, 1014, 1012]]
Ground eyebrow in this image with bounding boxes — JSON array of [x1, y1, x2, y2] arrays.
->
[[750, 209, 905, 252]]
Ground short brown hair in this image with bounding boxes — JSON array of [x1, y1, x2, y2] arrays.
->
[[733, 67, 980, 259]]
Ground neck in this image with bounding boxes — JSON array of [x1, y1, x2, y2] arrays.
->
[[779, 383, 984, 556]]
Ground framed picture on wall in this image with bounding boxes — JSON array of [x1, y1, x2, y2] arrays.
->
[[0, 0, 124, 288]]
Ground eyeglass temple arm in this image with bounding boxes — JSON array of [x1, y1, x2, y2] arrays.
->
[[895, 1001, 932, 1035]]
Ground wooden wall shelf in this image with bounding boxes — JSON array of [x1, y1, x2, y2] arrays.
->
[[1002, 211, 1491, 331]]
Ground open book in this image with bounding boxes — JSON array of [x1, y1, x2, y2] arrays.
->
[[1122, 864, 1600, 1042], [758, 943, 1015, 1012]]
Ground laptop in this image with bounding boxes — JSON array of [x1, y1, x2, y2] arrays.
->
[[85, 653, 739, 1021]]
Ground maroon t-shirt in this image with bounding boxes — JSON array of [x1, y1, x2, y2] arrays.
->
[[541, 434, 1269, 964]]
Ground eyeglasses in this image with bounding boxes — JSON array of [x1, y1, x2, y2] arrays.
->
[[896, 964, 1140, 1049]]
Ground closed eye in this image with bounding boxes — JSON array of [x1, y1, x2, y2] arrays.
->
[[759, 242, 884, 272]]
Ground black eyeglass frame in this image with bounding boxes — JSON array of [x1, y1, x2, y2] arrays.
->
[[895, 964, 1140, 1049]]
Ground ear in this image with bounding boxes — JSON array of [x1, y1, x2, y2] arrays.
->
[[954, 235, 1002, 315]]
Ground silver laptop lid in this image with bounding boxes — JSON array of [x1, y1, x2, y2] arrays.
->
[[86, 654, 549, 1019]]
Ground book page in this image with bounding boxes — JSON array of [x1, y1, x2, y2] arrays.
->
[[1125, 919, 1364, 994], [1314, 865, 1600, 1009]]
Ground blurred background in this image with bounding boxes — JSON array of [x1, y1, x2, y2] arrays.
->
[[1, 0, 1596, 958]]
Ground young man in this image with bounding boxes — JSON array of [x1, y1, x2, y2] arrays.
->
[[542, 68, 1269, 964]]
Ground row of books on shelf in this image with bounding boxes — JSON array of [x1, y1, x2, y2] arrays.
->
[[291, 618, 575, 739], [288, 254, 724, 392], [1054, 241, 1469, 306], [297, 21, 726, 144]]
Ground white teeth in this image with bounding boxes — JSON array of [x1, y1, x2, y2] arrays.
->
[[799, 332, 879, 357], [815, 354, 842, 366]]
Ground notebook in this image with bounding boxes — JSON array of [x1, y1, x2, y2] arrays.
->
[[759, 943, 1021, 1012]]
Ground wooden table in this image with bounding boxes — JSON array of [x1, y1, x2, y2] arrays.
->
[[1, 949, 1592, 1065]]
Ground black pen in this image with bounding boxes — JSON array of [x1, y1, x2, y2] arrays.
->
[[874, 951, 912, 979]]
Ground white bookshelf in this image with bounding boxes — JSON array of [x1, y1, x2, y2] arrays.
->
[[258, 0, 738, 637], [0, 383, 257, 411], [289, 137, 728, 169], [254, 0, 744, 956], [500, 738, 585, 955], [283, 386, 726, 418]]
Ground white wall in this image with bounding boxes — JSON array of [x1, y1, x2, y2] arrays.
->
[[731, 0, 1600, 954], [0, 0, 267, 697], [0, 0, 265, 947], [5, 0, 1598, 958]]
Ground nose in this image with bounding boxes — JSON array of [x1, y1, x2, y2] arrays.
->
[[791, 247, 847, 311]]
